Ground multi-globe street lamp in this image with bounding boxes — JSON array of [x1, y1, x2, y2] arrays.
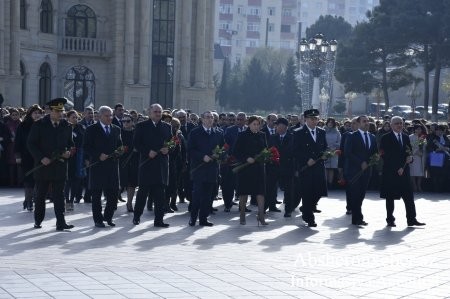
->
[[298, 33, 337, 111]]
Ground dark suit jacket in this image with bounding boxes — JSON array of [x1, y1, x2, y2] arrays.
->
[[133, 120, 172, 186], [27, 115, 74, 181], [292, 125, 328, 198], [379, 131, 413, 199], [261, 125, 275, 141], [224, 125, 246, 151], [180, 122, 195, 140], [83, 122, 122, 189], [188, 126, 224, 183], [338, 131, 351, 169], [267, 132, 294, 179], [343, 131, 377, 180], [112, 116, 123, 129]]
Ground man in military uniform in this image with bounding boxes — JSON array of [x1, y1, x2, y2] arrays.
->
[[292, 109, 328, 227], [27, 98, 75, 231]]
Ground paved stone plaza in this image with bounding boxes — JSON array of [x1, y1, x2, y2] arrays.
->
[[0, 188, 450, 299]]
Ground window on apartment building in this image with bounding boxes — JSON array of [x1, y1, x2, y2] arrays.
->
[[220, 4, 232, 14], [65, 65, 96, 111], [220, 22, 231, 30], [247, 23, 260, 32], [281, 25, 291, 33], [40, 0, 53, 33], [39, 63, 52, 107], [247, 40, 259, 48], [282, 8, 292, 16], [65, 5, 97, 38], [237, 6, 245, 15], [249, 7, 260, 16], [236, 22, 243, 31], [20, 0, 27, 29], [268, 23, 275, 32], [220, 39, 232, 46], [267, 7, 276, 16], [236, 39, 241, 47]]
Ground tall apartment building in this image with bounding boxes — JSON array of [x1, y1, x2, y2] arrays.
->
[[0, 0, 216, 113], [216, 0, 379, 65]]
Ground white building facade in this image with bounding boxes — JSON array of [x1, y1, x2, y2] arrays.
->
[[0, 0, 216, 113]]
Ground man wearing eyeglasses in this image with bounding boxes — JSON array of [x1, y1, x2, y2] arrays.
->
[[379, 116, 425, 227]]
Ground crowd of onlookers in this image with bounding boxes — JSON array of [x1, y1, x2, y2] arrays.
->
[[1, 103, 449, 201]]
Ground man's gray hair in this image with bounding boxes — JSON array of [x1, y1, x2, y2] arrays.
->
[[390, 116, 403, 124], [177, 109, 187, 117], [98, 106, 113, 115], [149, 103, 163, 111]]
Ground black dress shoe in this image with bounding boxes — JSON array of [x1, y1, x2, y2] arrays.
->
[[407, 220, 426, 226], [307, 222, 317, 227], [232, 202, 238, 206], [118, 198, 126, 203], [154, 222, 169, 228], [199, 221, 214, 227], [107, 221, 116, 227], [165, 208, 174, 213], [132, 218, 140, 225], [188, 219, 196, 226], [34, 223, 42, 229], [284, 213, 291, 218], [352, 221, 368, 226], [269, 208, 281, 212], [346, 210, 352, 215], [170, 204, 178, 211], [95, 222, 106, 228], [312, 209, 322, 213], [212, 207, 218, 212], [56, 224, 75, 231], [276, 201, 282, 204], [224, 207, 231, 212], [387, 221, 396, 227]]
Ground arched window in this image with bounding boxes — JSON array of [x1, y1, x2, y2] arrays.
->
[[65, 5, 96, 38], [40, 0, 53, 33], [39, 63, 51, 106], [20, 62, 26, 107], [20, 0, 27, 29], [64, 66, 95, 111]]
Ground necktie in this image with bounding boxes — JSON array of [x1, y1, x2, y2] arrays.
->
[[364, 132, 369, 150], [280, 136, 283, 143], [397, 133, 402, 146], [53, 122, 58, 128], [105, 125, 110, 135]]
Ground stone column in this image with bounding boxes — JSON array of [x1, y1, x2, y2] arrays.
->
[[125, 0, 135, 84], [10, 0, 21, 76], [180, 0, 192, 87], [194, 0, 206, 88], [207, 0, 215, 88], [138, 0, 150, 85], [0, 0, 5, 75]]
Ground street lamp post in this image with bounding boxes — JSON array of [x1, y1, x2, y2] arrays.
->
[[407, 82, 421, 119], [319, 87, 330, 118], [345, 92, 357, 118], [298, 33, 337, 110]]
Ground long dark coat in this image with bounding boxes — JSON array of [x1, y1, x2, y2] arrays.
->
[[120, 129, 138, 187], [267, 132, 294, 189], [188, 126, 224, 184], [14, 120, 35, 184], [83, 122, 122, 190], [232, 129, 267, 195], [27, 115, 74, 181], [292, 125, 328, 199], [379, 131, 413, 199], [133, 120, 172, 186]]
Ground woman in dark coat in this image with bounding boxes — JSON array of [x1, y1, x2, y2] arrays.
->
[[64, 110, 85, 211], [14, 105, 43, 210], [233, 115, 268, 226], [119, 114, 138, 212], [166, 117, 186, 212]]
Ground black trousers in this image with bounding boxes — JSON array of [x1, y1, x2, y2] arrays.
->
[[349, 174, 370, 224], [281, 177, 296, 213], [301, 195, 318, 224], [288, 177, 302, 213], [91, 189, 117, 223], [34, 180, 66, 226], [220, 167, 235, 209], [265, 172, 278, 210], [386, 189, 417, 223], [134, 184, 165, 223], [191, 181, 214, 222]]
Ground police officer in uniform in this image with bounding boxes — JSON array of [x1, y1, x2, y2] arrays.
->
[[27, 98, 75, 231]]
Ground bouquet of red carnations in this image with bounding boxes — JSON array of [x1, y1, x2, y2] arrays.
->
[[232, 146, 280, 174]]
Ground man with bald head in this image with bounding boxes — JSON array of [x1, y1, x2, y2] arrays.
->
[[133, 104, 173, 228]]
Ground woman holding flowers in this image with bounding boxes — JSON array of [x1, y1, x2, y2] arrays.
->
[[409, 124, 427, 192], [233, 115, 268, 226]]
